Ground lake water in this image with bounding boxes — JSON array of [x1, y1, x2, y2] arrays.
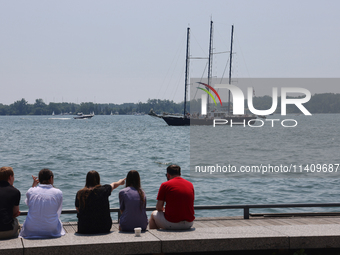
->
[[0, 114, 339, 222]]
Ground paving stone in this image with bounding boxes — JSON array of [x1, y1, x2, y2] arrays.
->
[[149, 226, 289, 253], [21, 231, 161, 255], [62, 224, 75, 234], [266, 224, 340, 249], [0, 238, 23, 255]]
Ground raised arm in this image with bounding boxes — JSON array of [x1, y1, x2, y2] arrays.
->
[[32, 175, 39, 187], [110, 178, 126, 191]]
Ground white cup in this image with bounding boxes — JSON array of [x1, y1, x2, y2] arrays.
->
[[134, 227, 141, 237]]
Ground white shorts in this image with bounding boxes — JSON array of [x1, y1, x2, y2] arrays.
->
[[152, 211, 193, 230]]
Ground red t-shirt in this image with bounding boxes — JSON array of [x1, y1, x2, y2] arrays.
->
[[157, 177, 195, 223]]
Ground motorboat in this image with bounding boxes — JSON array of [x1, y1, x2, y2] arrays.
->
[[73, 112, 94, 119]]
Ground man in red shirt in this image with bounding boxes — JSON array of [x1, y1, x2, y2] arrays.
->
[[149, 164, 195, 229]]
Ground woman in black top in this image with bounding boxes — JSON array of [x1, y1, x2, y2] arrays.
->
[[75, 171, 125, 234]]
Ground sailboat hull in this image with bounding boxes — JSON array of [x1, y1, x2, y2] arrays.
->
[[161, 116, 256, 126], [161, 116, 190, 126]]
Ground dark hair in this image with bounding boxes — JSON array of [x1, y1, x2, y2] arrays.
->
[[77, 170, 101, 209], [85, 170, 100, 188], [126, 170, 145, 210], [39, 168, 54, 184], [167, 165, 181, 176], [0, 166, 14, 182]]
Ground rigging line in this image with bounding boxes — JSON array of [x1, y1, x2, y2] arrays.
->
[[191, 32, 207, 56], [235, 33, 251, 78], [171, 62, 185, 102], [214, 25, 229, 50], [213, 51, 229, 54], [213, 57, 230, 105], [209, 24, 229, 106], [156, 32, 186, 99], [161, 37, 185, 100], [219, 58, 230, 84], [161, 41, 184, 98], [190, 57, 209, 59], [192, 61, 208, 100]]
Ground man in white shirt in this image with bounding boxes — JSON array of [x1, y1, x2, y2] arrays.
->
[[19, 168, 65, 239]]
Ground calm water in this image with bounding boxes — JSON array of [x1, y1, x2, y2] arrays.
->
[[0, 114, 339, 222]]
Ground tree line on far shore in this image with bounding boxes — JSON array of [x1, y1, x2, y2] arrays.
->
[[0, 93, 339, 115], [0, 98, 184, 116]]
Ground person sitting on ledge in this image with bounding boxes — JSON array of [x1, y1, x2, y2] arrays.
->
[[19, 168, 65, 239], [119, 170, 148, 232], [149, 164, 195, 230], [0, 166, 21, 240], [75, 170, 125, 234]]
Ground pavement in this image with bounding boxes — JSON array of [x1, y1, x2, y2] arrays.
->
[[2, 216, 340, 254]]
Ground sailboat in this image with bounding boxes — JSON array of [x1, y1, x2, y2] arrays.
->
[[149, 22, 255, 126], [148, 26, 191, 126]]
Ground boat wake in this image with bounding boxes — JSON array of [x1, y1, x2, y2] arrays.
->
[[154, 161, 172, 165], [48, 118, 71, 120]]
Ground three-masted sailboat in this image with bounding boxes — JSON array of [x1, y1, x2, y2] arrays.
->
[[148, 26, 190, 126], [149, 21, 255, 126]]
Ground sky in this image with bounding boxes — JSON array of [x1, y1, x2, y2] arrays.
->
[[1, 0, 340, 105]]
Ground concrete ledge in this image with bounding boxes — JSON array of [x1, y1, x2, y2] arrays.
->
[[0, 238, 23, 255], [2, 217, 340, 254], [149, 226, 289, 253], [21, 231, 161, 255], [267, 224, 340, 249]]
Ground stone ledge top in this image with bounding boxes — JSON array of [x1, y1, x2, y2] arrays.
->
[[1, 216, 340, 255]]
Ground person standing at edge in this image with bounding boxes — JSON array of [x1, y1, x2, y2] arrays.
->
[[19, 168, 65, 238], [149, 164, 195, 229], [0, 167, 21, 239]]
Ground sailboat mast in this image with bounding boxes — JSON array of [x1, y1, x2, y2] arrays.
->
[[184, 27, 190, 117], [228, 25, 234, 115], [207, 20, 213, 111]]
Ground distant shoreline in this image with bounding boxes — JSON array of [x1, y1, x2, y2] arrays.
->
[[1, 93, 339, 115]]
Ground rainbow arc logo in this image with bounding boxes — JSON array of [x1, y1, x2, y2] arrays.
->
[[197, 82, 223, 106]]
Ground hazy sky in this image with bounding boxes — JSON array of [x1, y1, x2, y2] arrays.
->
[[1, 0, 339, 105]]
